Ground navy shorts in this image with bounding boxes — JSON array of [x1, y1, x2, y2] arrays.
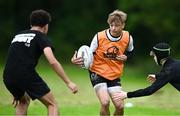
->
[[88, 70, 121, 87], [3, 72, 50, 100]]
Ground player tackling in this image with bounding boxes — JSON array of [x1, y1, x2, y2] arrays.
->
[[112, 43, 180, 101]]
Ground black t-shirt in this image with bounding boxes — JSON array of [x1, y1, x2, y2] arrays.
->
[[3, 30, 54, 78], [127, 58, 180, 98]]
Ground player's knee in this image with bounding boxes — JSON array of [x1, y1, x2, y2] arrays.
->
[[39, 92, 58, 108], [47, 102, 58, 112], [48, 103, 57, 109], [19, 96, 30, 106], [45, 99, 58, 108], [101, 100, 110, 107], [115, 103, 124, 110]]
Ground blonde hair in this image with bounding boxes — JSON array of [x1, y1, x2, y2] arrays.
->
[[107, 10, 127, 24]]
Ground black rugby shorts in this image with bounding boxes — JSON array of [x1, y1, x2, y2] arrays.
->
[[88, 70, 121, 87], [3, 72, 50, 100]]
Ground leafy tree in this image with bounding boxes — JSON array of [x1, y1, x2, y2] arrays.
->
[[118, 0, 180, 57]]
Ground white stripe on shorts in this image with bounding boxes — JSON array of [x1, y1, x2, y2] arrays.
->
[[108, 86, 122, 94], [94, 83, 107, 92]]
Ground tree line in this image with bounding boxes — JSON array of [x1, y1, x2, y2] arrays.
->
[[0, 0, 179, 63]]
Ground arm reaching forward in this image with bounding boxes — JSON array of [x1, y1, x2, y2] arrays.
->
[[44, 47, 78, 94]]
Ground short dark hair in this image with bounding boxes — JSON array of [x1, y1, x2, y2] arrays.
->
[[30, 9, 51, 27]]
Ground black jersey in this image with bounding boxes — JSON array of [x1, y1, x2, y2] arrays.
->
[[3, 30, 54, 78], [127, 58, 180, 98]]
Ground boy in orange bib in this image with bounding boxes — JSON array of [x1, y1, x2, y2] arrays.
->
[[72, 10, 134, 116]]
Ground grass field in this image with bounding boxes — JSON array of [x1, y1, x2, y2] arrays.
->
[[1, 61, 180, 115]]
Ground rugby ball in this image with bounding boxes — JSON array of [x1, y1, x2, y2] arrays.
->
[[77, 45, 93, 69]]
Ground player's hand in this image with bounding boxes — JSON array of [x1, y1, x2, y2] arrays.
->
[[71, 51, 84, 67], [112, 91, 127, 102], [12, 97, 19, 108], [116, 55, 127, 62], [67, 81, 78, 94], [147, 74, 156, 83]]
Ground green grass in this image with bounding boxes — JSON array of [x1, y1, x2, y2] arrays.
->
[[1, 62, 180, 115]]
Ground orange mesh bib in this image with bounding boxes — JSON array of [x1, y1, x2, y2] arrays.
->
[[90, 30, 129, 80]]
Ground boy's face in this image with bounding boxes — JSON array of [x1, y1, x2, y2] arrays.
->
[[109, 21, 124, 37], [150, 51, 158, 65]]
